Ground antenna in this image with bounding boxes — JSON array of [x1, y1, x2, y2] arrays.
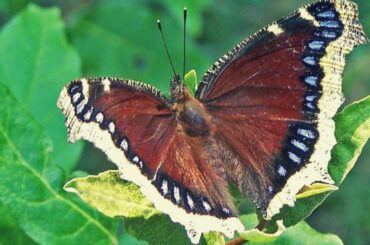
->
[[183, 7, 187, 79], [157, 19, 177, 75]]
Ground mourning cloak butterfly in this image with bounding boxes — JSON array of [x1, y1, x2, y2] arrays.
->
[[58, 0, 367, 243]]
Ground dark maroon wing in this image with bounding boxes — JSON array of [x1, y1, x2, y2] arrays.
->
[[196, 0, 366, 218], [57, 77, 243, 242]]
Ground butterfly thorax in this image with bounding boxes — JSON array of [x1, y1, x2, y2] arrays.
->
[[171, 75, 213, 137]]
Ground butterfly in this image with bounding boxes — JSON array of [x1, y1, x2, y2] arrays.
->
[[58, 0, 367, 243]]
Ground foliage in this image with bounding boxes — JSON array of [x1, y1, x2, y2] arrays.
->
[[242, 214, 343, 245], [0, 1, 369, 245], [0, 4, 82, 172], [0, 84, 118, 244], [184, 69, 198, 95], [64, 171, 159, 219]]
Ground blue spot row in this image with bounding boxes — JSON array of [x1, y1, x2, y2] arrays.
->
[[153, 173, 233, 218], [67, 80, 149, 176], [269, 2, 342, 195], [273, 122, 318, 183], [300, 2, 343, 115]]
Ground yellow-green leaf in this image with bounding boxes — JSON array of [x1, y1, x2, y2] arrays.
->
[[64, 170, 159, 219], [203, 232, 225, 245], [295, 183, 338, 200], [184, 69, 198, 95]]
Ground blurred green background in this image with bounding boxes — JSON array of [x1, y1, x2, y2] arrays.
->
[[0, 0, 369, 244]]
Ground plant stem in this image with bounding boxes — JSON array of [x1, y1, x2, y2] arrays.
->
[[226, 238, 247, 245]]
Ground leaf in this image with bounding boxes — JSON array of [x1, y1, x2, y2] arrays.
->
[[330, 96, 370, 183], [239, 219, 285, 243], [260, 222, 343, 245], [0, 84, 117, 245], [240, 214, 342, 245], [65, 170, 191, 244], [124, 214, 190, 245], [270, 95, 370, 227], [64, 170, 159, 219], [295, 183, 338, 200], [0, 203, 37, 245], [184, 69, 198, 95], [118, 232, 148, 245], [0, 4, 83, 172], [69, 1, 210, 95], [203, 232, 225, 245]]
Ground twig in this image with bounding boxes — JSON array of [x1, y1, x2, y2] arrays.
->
[[226, 237, 247, 245]]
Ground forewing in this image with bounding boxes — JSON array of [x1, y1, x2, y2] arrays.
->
[[196, 0, 367, 218]]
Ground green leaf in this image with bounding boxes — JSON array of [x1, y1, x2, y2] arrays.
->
[[125, 214, 189, 245], [240, 214, 342, 245], [184, 69, 198, 95], [69, 1, 210, 95], [270, 95, 370, 227], [330, 96, 370, 183], [64, 170, 159, 219], [118, 232, 148, 245], [239, 219, 285, 243], [203, 232, 225, 245], [0, 84, 117, 245], [0, 4, 83, 172], [260, 222, 343, 245], [0, 203, 37, 245]]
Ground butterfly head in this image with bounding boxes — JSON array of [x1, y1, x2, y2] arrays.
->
[[170, 74, 185, 101]]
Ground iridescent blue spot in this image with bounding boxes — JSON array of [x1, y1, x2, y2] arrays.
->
[[69, 84, 81, 94], [303, 56, 317, 66], [308, 40, 325, 50], [297, 128, 316, 139], [277, 165, 287, 177], [288, 151, 301, 164], [306, 102, 315, 110], [320, 20, 340, 28], [317, 10, 336, 19], [304, 76, 319, 87], [306, 95, 317, 102], [291, 139, 309, 152], [316, 30, 337, 39]]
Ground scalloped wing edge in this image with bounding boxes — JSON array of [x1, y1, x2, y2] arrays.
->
[[265, 0, 367, 219]]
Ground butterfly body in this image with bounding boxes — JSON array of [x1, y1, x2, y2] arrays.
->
[[177, 92, 213, 138], [58, 0, 367, 243]]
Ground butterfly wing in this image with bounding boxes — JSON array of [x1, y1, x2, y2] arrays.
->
[[196, 0, 367, 219], [57, 77, 243, 243]]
